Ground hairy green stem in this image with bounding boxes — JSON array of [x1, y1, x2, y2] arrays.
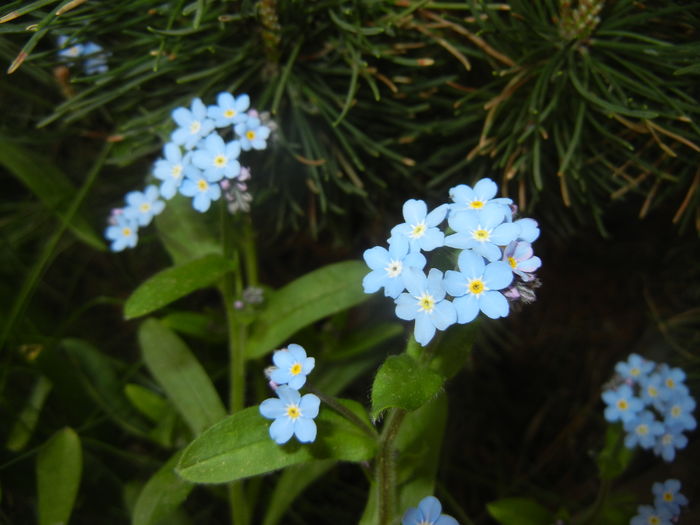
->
[[307, 386, 378, 439], [377, 407, 407, 525]]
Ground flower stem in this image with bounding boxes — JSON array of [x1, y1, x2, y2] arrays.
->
[[306, 385, 378, 439], [376, 407, 407, 525]]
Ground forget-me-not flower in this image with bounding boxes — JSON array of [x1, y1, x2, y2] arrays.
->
[[658, 365, 689, 400], [270, 344, 315, 390], [652, 479, 688, 515], [663, 391, 696, 431], [390, 199, 448, 253], [654, 423, 688, 462], [192, 134, 241, 181], [394, 268, 456, 346], [630, 505, 673, 525], [259, 385, 320, 444], [446, 205, 519, 262], [363, 235, 427, 299], [179, 171, 222, 212], [615, 353, 654, 383], [502, 241, 541, 282], [449, 178, 512, 215], [623, 410, 664, 449], [153, 143, 189, 199], [105, 214, 139, 252], [208, 92, 250, 127], [601, 384, 643, 423], [444, 250, 513, 324], [235, 117, 270, 151], [171, 98, 215, 150], [123, 185, 165, 227], [402, 496, 459, 525]]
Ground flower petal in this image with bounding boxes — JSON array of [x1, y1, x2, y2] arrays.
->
[[269, 417, 294, 444], [453, 295, 479, 324], [294, 418, 317, 443], [480, 291, 509, 319], [259, 398, 286, 419], [299, 393, 320, 418]]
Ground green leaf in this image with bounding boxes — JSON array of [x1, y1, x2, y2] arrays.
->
[[597, 424, 634, 480], [125, 383, 168, 423], [154, 195, 221, 265], [138, 318, 226, 435], [262, 460, 335, 525], [487, 497, 552, 525], [36, 427, 82, 525], [370, 354, 444, 420], [247, 260, 370, 358], [176, 400, 376, 484], [132, 451, 194, 525], [6, 375, 52, 452], [0, 140, 105, 250], [124, 254, 236, 319], [161, 310, 226, 342], [429, 323, 477, 380]]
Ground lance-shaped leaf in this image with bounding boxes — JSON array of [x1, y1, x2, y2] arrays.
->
[[124, 254, 236, 319], [36, 427, 82, 525], [487, 498, 553, 525], [370, 354, 444, 421], [138, 318, 226, 435], [247, 261, 370, 358], [177, 400, 376, 484]]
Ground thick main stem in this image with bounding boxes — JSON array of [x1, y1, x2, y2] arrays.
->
[[376, 408, 407, 525]]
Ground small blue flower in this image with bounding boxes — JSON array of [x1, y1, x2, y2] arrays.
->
[[623, 410, 664, 449], [445, 250, 513, 324], [652, 479, 688, 515], [639, 372, 665, 411], [208, 92, 250, 127], [270, 344, 315, 390], [57, 36, 108, 74], [390, 199, 448, 253], [657, 364, 689, 400], [153, 142, 189, 199], [171, 98, 215, 150], [502, 241, 541, 282], [654, 423, 688, 462], [191, 133, 241, 181], [234, 116, 270, 151], [630, 504, 672, 525], [105, 213, 138, 252], [259, 385, 320, 444], [402, 496, 459, 525], [394, 268, 456, 346], [615, 353, 654, 383], [601, 384, 643, 423], [123, 185, 165, 227], [179, 170, 222, 212], [362, 236, 427, 299], [448, 178, 512, 215], [663, 391, 696, 431], [445, 205, 520, 262]]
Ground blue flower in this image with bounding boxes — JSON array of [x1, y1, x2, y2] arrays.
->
[[502, 241, 541, 282], [630, 505, 672, 525], [402, 496, 459, 525], [362, 236, 427, 299], [57, 36, 108, 74], [652, 479, 688, 515], [105, 213, 138, 252], [259, 386, 320, 444], [208, 92, 250, 127], [123, 185, 165, 227], [270, 344, 315, 390], [171, 98, 215, 150], [390, 199, 448, 253], [657, 364, 689, 400], [444, 250, 513, 324], [191, 133, 241, 181], [153, 142, 189, 199], [448, 178, 512, 214], [615, 353, 654, 383], [179, 170, 222, 212], [663, 391, 696, 431], [445, 205, 520, 262], [234, 116, 270, 151], [601, 384, 643, 423], [654, 423, 688, 462], [394, 268, 456, 346], [623, 410, 664, 449]]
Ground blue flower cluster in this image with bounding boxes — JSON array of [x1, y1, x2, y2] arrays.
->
[[602, 354, 696, 462], [259, 344, 320, 444], [57, 35, 109, 75], [402, 496, 459, 525], [630, 479, 688, 525], [104, 92, 272, 251], [362, 178, 541, 346]]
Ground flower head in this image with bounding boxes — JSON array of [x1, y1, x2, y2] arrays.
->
[[654, 423, 688, 462], [270, 344, 315, 390], [208, 92, 250, 127], [445, 205, 520, 262], [630, 504, 672, 525], [105, 214, 138, 252], [191, 133, 241, 181], [363, 236, 427, 299], [448, 178, 512, 215], [153, 142, 189, 199], [171, 98, 215, 150], [179, 170, 222, 212], [123, 185, 165, 227], [623, 410, 664, 449], [390, 199, 448, 253], [652, 479, 688, 515], [234, 117, 270, 151], [601, 384, 643, 423], [502, 241, 541, 282], [259, 386, 320, 444], [402, 496, 459, 525], [615, 353, 654, 383]]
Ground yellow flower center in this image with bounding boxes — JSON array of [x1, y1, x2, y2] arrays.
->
[[246, 130, 256, 140], [122, 227, 132, 237], [171, 164, 183, 178], [417, 292, 435, 313], [290, 363, 302, 376], [636, 424, 648, 436], [224, 109, 236, 118], [666, 378, 675, 389], [662, 434, 673, 445], [385, 260, 403, 278], [139, 202, 151, 213], [663, 492, 674, 502], [472, 228, 490, 241], [286, 404, 301, 420], [671, 405, 681, 417], [630, 367, 640, 376], [214, 154, 227, 167], [468, 278, 486, 296], [507, 256, 517, 269], [410, 222, 426, 239], [616, 399, 628, 411], [649, 517, 660, 525], [189, 121, 201, 134], [197, 179, 209, 191], [469, 200, 484, 209], [647, 386, 658, 397]]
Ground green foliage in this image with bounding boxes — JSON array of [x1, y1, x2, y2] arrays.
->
[[597, 423, 634, 480], [5, 375, 52, 452], [486, 497, 553, 525], [36, 427, 82, 525], [176, 400, 376, 484]]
